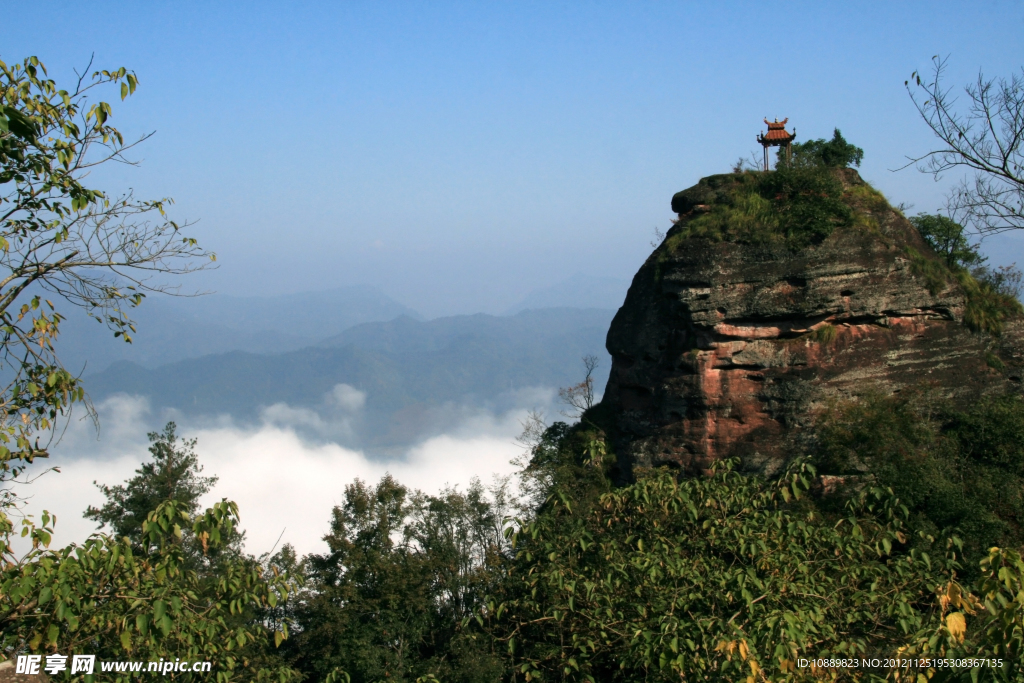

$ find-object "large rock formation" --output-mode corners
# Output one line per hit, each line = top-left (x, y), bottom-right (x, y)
(601, 169), (1024, 478)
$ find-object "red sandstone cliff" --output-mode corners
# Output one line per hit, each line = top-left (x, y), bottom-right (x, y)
(600, 170), (1024, 478)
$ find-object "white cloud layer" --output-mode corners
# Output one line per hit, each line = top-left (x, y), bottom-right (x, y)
(9, 388), (556, 558)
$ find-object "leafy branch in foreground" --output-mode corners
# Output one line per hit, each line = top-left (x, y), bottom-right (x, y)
(1, 499), (300, 682)
(0, 54), (214, 559)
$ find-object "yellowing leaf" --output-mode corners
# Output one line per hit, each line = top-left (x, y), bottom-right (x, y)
(945, 611), (966, 642)
(947, 582), (962, 608)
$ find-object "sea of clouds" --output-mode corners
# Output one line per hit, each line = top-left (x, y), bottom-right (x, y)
(10, 384), (564, 558)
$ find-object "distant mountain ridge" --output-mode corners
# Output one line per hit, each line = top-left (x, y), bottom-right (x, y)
(84, 307), (616, 451)
(59, 285), (421, 373)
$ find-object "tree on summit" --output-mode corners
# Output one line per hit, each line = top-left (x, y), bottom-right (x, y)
(785, 128), (864, 168)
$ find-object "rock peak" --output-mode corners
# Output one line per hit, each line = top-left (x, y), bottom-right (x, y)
(600, 169), (1024, 479)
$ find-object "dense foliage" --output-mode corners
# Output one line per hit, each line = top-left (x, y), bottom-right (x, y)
(815, 392), (1024, 580)
(2, 420), (299, 680)
(787, 129), (864, 169)
(491, 460), (955, 681)
(284, 476), (512, 683)
(1, 500), (298, 682)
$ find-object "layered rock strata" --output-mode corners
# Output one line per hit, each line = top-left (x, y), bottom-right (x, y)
(601, 170), (1023, 478)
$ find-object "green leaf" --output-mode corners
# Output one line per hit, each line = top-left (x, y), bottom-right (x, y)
(120, 628), (132, 652)
(159, 614), (172, 637)
(136, 613), (149, 636)
(2, 106), (36, 138)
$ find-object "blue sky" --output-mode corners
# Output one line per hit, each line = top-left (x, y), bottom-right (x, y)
(6, 1), (1024, 316)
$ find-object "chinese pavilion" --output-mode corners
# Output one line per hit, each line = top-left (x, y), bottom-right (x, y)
(757, 118), (796, 170)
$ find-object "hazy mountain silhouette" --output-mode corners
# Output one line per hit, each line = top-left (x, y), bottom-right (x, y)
(504, 274), (629, 314)
(83, 307), (615, 452)
(59, 286), (421, 373)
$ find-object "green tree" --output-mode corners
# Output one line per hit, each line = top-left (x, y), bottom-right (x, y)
(85, 422), (215, 544)
(84, 421), (247, 577)
(489, 422), (1024, 681)
(903, 211), (1022, 333)
(292, 475), (508, 683)
(488, 459), (959, 682)
(786, 128), (864, 168)
(0, 55), (213, 557)
(2, 499), (300, 682)
(909, 213), (985, 270)
(814, 392), (1024, 581)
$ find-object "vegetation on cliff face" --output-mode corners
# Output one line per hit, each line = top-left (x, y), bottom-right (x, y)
(814, 392), (1024, 580)
(905, 211), (1023, 335)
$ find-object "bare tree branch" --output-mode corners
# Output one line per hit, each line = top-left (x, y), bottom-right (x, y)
(904, 56), (1024, 234)
(558, 354), (600, 420)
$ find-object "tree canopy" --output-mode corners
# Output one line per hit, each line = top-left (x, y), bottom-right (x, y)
(84, 423), (216, 544)
(787, 128), (864, 168)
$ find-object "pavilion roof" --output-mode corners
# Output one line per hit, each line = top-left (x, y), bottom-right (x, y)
(758, 118), (796, 145)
